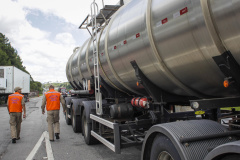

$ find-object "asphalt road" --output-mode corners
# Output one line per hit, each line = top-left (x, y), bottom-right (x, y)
(0, 97), (141, 160)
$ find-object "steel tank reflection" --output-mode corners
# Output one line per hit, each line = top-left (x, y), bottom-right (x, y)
(66, 0), (240, 98)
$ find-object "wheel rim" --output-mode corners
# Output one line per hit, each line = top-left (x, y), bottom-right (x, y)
(158, 151), (174, 160)
(83, 115), (88, 136)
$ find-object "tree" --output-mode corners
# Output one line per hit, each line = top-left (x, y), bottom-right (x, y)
(30, 81), (43, 93)
(0, 49), (11, 65)
(0, 32), (29, 74)
(0, 32), (42, 92)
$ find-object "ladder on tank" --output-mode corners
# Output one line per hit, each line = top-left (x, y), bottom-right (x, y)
(79, 0), (127, 154)
(91, 0), (102, 115)
(84, 0), (122, 115)
(79, 1), (123, 115)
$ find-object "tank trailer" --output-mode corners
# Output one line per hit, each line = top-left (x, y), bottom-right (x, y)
(64, 0), (240, 159)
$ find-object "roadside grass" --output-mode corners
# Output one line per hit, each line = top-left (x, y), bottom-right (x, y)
(221, 107), (240, 111)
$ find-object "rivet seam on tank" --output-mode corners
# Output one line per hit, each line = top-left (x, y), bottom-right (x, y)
(78, 40), (88, 81)
(200, 0), (227, 54)
(104, 5), (142, 95)
(146, 0), (205, 98)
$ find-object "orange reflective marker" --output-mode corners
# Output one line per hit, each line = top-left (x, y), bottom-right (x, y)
(223, 80), (229, 88)
(136, 81), (139, 86)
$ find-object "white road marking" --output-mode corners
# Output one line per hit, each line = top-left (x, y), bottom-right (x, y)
(26, 131), (54, 160)
(44, 131), (54, 160)
(26, 132), (45, 160)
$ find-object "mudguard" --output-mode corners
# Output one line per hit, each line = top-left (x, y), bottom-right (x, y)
(82, 100), (107, 123)
(141, 120), (237, 160)
(71, 98), (88, 115)
(204, 141), (240, 160)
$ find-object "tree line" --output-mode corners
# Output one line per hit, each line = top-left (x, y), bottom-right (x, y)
(43, 82), (73, 91)
(0, 32), (42, 93)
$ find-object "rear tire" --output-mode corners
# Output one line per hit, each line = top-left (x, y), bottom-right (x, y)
(65, 108), (71, 125)
(24, 95), (27, 102)
(150, 134), (180, 160)
(72, 106), (82, 133)
(81, 109), (98, 145)
(217, 154), (240, 160)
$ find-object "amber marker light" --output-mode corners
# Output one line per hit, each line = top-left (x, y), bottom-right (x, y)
(223, 80), (229, 88)
(136, 81), (139, 86)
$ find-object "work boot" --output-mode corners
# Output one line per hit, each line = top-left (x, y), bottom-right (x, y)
(12, 138), (16, 143)
(50, 139), (54, 142)
(55, 133), (60, 139)
(16, 137), (20, 140)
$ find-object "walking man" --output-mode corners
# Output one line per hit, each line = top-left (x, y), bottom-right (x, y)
(41, 85), (66, 141)
(7, 87), (26, 143)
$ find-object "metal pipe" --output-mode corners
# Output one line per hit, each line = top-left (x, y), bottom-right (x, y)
(70, 90), (93, 95)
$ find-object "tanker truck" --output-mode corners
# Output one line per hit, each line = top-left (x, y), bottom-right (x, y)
(64, 0), (240, 159)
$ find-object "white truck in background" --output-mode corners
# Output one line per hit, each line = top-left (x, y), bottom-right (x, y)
(0, 66), (30, 103)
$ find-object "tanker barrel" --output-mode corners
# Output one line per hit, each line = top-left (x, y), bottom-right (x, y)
(67, 0), (240, 99)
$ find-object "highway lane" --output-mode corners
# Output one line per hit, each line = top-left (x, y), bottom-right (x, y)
(0, 97), (141, 160)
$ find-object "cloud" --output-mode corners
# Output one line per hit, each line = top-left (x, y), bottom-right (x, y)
(0, 0), (120, 83)
(0, 0), (74, 82)
(18, 0), (120, 26)
(55, 33), (76, 44)
(0, 0), (26, 34)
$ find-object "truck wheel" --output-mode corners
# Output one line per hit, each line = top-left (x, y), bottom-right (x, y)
(72, 106), (82, 133)
(82, 109), (98, 145)
(150, 134), (180, 160)
(4, 96), (8, 103)
(218, 154), (240, 160)
(24, 96), (27, 102)
(65, 108), (71, 125)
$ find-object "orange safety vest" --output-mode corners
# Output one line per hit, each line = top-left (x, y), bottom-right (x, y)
(8, 92), (24, 113)
(45, 89), (61, 111)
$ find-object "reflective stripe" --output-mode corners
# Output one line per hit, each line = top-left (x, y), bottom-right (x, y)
(9, 94), (24, 97)
(45, 92), (59, 94)
(67, 105), (71, 108)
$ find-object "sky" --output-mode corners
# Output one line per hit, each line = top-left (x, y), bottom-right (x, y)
(0, 0), (119, 83)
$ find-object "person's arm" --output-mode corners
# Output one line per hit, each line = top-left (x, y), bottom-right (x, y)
(41, 95), (46, 114)
(60, 95), (66, 112)
(22, 105), (26, 118)
(21, 97), (26, 118)
(7, 98), (9, 114)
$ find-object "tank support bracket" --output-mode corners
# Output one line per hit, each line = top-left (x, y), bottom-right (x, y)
(130, 60), (193, 103)
(213, 51), (240, 92)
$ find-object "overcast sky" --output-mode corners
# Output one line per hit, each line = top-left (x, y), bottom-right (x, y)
(0, 0), (119, 83)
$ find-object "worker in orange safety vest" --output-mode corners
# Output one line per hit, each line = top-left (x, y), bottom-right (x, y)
(7, 87), (26, 143)
(41, 85), (66, 141)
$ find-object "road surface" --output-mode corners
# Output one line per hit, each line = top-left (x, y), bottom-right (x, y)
(0, 97), (141, 160)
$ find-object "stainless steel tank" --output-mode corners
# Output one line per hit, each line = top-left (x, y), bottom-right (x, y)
(66, 0), (240, 98)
